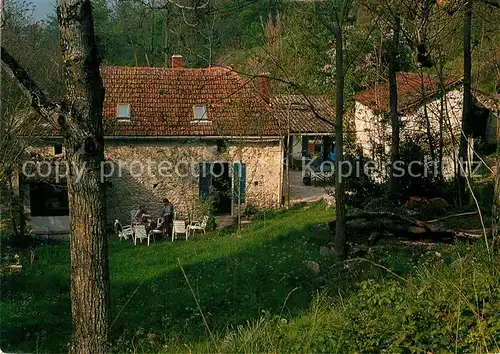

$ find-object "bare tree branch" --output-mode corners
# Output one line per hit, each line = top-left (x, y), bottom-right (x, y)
(1, 47), (61, 127)
(231, 68), (335, 127)
(315, 1), (340, 37)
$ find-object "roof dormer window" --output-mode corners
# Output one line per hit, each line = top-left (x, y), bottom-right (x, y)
(193, 105), (207, 120)
(117, 103), (131, 121)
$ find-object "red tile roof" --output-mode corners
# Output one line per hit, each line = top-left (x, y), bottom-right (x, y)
(101, 66), (280, 136)
(353, 73), (460, 113)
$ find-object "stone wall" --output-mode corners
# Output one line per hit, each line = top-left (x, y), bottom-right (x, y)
(104, 139), (283, 224)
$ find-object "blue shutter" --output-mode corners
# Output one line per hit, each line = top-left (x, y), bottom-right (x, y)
(301, 136), (309, 157)
(199, 163), (212, 199)
(233, 162), (246, 204)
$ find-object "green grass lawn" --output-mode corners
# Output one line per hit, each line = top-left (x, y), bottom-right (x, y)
(1, 202), (333, 353)
(3, 201), (499, 353)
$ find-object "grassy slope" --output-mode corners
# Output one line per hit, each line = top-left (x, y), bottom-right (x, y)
(210, 242), (500, 353)
(0, 202), (333, 353)
(2, 201), (499, 353)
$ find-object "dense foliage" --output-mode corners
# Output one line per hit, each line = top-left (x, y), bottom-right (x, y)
(4, 0), (499, 96)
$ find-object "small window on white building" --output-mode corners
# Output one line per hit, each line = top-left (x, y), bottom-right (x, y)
(193, 105), (207, 120)
(117, 103), (131, 121)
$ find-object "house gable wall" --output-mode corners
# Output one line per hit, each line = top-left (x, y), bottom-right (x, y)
(354, 89), (463, 178)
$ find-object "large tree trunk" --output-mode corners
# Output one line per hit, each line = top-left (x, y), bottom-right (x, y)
(388, 17), (401, 197)
(493, 101), (500, 252)
(493, 159), (500, 252)
(1, 0), (110, 349)
(334, 27), (347, 261)
(57, 0), (110, 352)
(458, 0), (473, 204)
(315, 2), (348, 261)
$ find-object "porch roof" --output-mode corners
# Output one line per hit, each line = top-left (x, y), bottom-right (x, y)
(272, 95), (335, 135)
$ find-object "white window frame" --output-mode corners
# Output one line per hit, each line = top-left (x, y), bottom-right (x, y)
(193, 104), (208, 121)
(116, 103), (131, 121)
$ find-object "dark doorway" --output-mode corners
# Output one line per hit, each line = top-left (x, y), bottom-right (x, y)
(323, 136), (334, 161)
(211, 162), (231, 215)
(30, 182), (69, 217)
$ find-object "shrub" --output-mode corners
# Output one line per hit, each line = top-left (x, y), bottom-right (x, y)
(342, 153), (384, 207)
(244, 203), (258, 217)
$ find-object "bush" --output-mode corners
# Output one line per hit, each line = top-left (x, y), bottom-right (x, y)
(206, 215), (217, 232)
(244, 203), (259, 217)
(199, 197), (217, 231)
(398, 135), (444, 200)
(342, 153), (384, 207)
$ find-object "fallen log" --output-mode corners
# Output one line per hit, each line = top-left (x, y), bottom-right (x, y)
(329, 212), (483, 245)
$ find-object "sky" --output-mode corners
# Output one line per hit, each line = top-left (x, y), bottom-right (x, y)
(32, 0), (55, 21)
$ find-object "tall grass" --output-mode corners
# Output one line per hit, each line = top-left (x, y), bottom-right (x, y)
(200, 242), (500, 353)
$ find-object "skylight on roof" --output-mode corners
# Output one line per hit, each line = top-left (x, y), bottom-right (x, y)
(117, 103), (131, 120)
(193, 105), (208, 120)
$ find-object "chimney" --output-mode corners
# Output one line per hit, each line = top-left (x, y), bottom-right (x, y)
(172, 55), (183, 69)
(259, 72), (271, 104)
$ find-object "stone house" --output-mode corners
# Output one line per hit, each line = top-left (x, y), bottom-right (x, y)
(353, 72), (499, 177)
(19, 56), (335, 235)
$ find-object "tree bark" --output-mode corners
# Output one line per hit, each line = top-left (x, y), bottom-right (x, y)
(163, 9), (170, 68)
(1, 0), (110, 346)
(315, 2), (348, 261)
(458, 0), (473, 204)
(493, 159), (500, 251)
(493, 100), (500, 252)
(57, 0), (110, 352)
(421, 69), (436, 162)
(334, 26), (347, 261)
(8, 171), (20, 238)
(388, 16), (401, 197)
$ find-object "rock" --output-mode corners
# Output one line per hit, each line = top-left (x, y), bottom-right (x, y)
(303, 260), (320, 274)
(320, 246), (335, 255)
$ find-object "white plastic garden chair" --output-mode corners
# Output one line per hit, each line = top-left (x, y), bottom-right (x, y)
(187, 215), (209, 236)
(133, 224), (150, 246)
(149, 218), (163, 242)
(172, 220), (188, 242)
(114, 219), (133, 241)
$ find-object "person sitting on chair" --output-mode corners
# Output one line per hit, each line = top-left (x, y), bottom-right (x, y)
(134, 204), (147, 224)
(161, 199), (174, 237)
